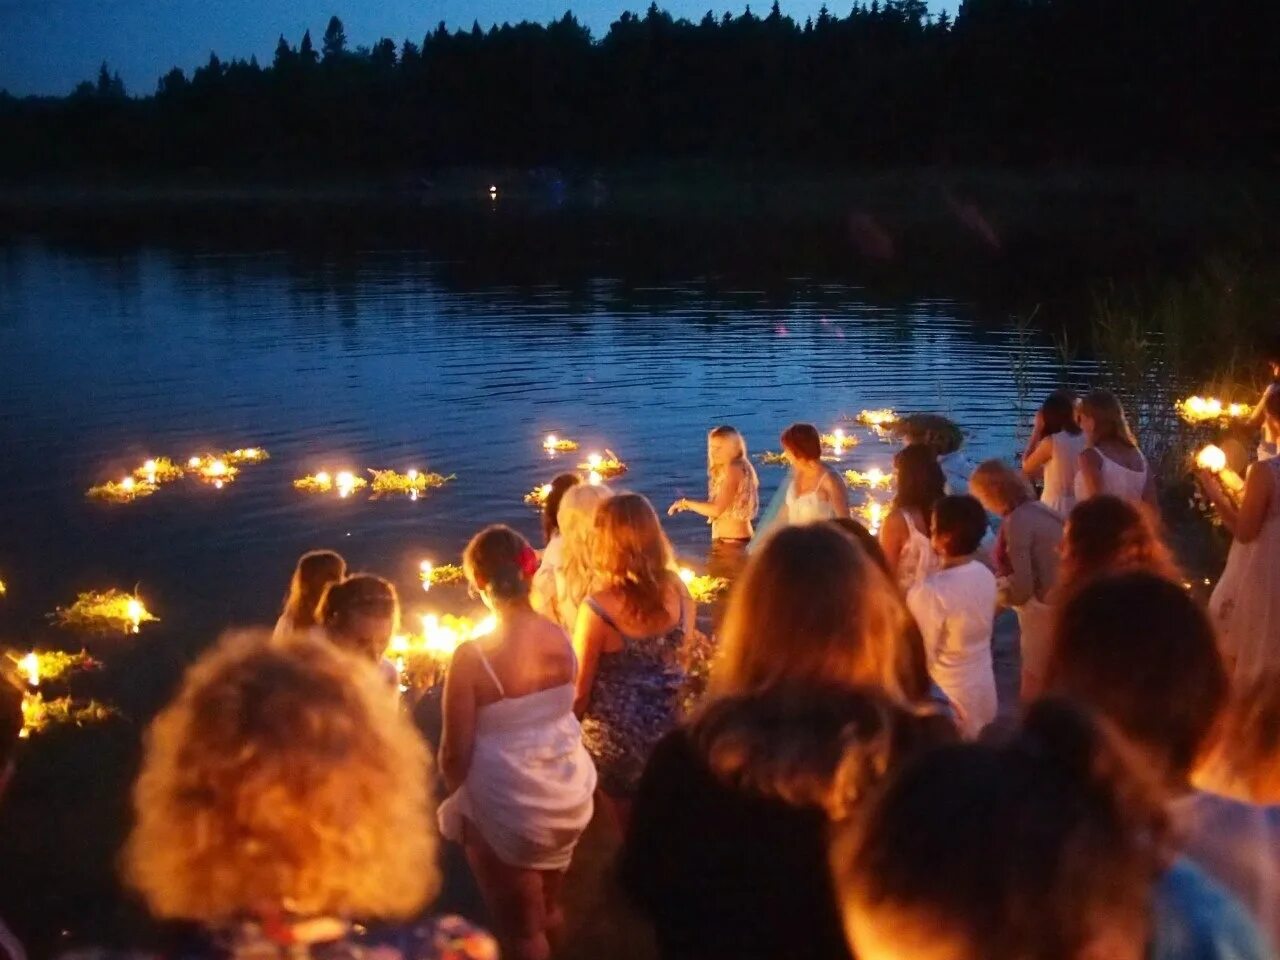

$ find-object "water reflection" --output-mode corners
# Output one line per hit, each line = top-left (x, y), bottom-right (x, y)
(0, 243), (1093, 649)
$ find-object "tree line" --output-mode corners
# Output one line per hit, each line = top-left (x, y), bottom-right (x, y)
(1, 0), (1277, 177)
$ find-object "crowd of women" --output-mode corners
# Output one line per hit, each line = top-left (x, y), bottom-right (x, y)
(4, 366), (1280, 960)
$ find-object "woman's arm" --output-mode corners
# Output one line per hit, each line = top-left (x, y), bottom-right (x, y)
(1249, 385), (1274, 427)
(824, 468), (851, 516)
(1021, 410), (1046, 470)
(1201, 462), (1274, 543)
(439, 644), (479, 794)
(1022, 436), (1054, 478)
(1076, 448), (1102, 500)
(879, 510), (909, 576)
(572, 601), (607, 717)
(668, 463), (742, 520)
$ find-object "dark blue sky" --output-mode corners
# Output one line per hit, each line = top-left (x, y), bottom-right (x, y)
(1, 0), (939, 96)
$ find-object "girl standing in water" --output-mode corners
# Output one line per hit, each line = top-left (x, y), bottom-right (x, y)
(777, 423), (849, 526)
(668, 425), (760, 579)
(1021, 390), (1087, 516)
(439, 526), (596, 960)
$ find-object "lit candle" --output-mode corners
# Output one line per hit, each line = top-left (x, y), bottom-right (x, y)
(1197, 445), (1227, 473)
(121, 477), (135, 492)
(587, 453), (603, 469)
(18, 652), (39, 687)
(544, 434), (558, 451)
(126, 598), (144, 633)
(588, 470), (602, 486)
(407, 469), (419, 480)
(678, 567), (695, 584)
(315, 471), (331, 486)
(420, 560), (434, 592)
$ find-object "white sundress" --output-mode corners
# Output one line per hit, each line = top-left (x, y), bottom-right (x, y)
(1210, 457), (1280, 687)
(896, 509), (939, 593)
(1074, 447), (1149, 505)
(1041, 431), (1087, 516)
(786, 478), (839, 525)
(438, 642), (597, 870)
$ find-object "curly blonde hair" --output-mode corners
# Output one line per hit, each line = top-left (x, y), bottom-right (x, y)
(123, 630), (437, 922)
(554, 482), (613, 628)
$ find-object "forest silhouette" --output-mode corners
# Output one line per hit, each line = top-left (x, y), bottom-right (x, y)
(0, 0), (1276, 176)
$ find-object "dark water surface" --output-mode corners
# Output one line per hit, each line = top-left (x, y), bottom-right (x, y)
(0, 241), (1089, 951)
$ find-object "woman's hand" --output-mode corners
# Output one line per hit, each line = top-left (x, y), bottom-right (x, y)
(1195, 468), (1221, 494)
(667, 499), (687, 517)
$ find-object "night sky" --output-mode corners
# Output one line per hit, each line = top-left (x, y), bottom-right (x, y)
(0, 0), (901, 96)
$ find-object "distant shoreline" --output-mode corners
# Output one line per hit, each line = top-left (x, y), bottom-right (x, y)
(2, 166), (1276, 303)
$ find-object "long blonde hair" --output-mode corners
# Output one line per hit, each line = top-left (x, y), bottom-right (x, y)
(123, 630), (436, 922)
(280, 550), (346, 630)
(555, 482), (613, 627)
(591, 493), (680, 623)
(708, 425), (759, 513)
(1080, 389), (1137, 448)
(713, 523), (929, 703)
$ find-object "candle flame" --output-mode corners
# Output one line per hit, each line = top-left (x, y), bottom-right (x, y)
(1197, 445), (1228, 473)
(678, 567), (695, 584)
(18, 652), (39, 687)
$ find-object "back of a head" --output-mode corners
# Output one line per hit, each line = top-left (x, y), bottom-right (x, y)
(780, 422), (823, 462)
(1061, 495), (1176, 589)
(969, 459), (1032, 515)
(715, 523), (925, 703)
(592, 492), (675, 619)
(1208, 670), (1280, 802)
(319, 574), (399, 661)
(831, 699), (1166, 960)
(1041, 390), (1081, 436)
(1081, 389), (1136, 447)
(558, 482), (613, 542)
(542, 472), (582, 545)
(465, 524), (535, 602)
(693, 681), (956, 820)
(894, 443), (947, 517)
(284, 549), (346, 628)
(826, 517), (892, 575)
(932, 495), (989, 558)
(1047, 571), (1226, 782)
(124, 630), (436, 923)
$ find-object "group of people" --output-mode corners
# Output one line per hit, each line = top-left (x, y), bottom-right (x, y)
(3, 370), (1280, 960)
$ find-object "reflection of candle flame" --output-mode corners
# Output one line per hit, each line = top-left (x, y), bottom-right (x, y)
(18, 652), (39, 687)
(126, 598), (144, 633)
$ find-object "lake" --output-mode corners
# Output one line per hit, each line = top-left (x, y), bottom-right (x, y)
(0, 239), (1087, 952)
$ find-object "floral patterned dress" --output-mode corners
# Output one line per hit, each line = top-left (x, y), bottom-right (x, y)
(581, 595), (688, 797)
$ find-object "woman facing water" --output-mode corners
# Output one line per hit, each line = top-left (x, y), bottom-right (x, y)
(573, 494), (694, 830)
(121, 631), (497, 960)
(1075, 389), (1157, 508)
(439, 526), (595, 960)
(273, 549), (345, 642)
(880, 443), (946, 591)
(532, 482), (612, 630)
(667, 425), (760, 579)
(1021, 389), (1087, 516)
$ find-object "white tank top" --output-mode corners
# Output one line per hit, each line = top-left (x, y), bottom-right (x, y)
(1074, 447), (1148, 505)
(786, 477), (838, 524)
(1041, 431), (1086, 516)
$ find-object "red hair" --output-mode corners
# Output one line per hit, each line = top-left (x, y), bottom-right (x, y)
(780, 423), (823, 462)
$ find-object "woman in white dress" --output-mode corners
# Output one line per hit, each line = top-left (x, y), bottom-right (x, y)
(271, 549), (345, 642)
(776, 422), (849, 526)
(439, 525), (596, 960)
(1022, 390), (1087, 516)
(529, 473), (582, 619)
(880, 444), (946, 592)
(531, 482), (612, 630)
(1199, 388), (1280, 687)
(1074, 389), (1158, 509)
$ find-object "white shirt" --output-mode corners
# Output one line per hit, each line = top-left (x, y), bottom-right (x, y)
(907, 560), (998, 738)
